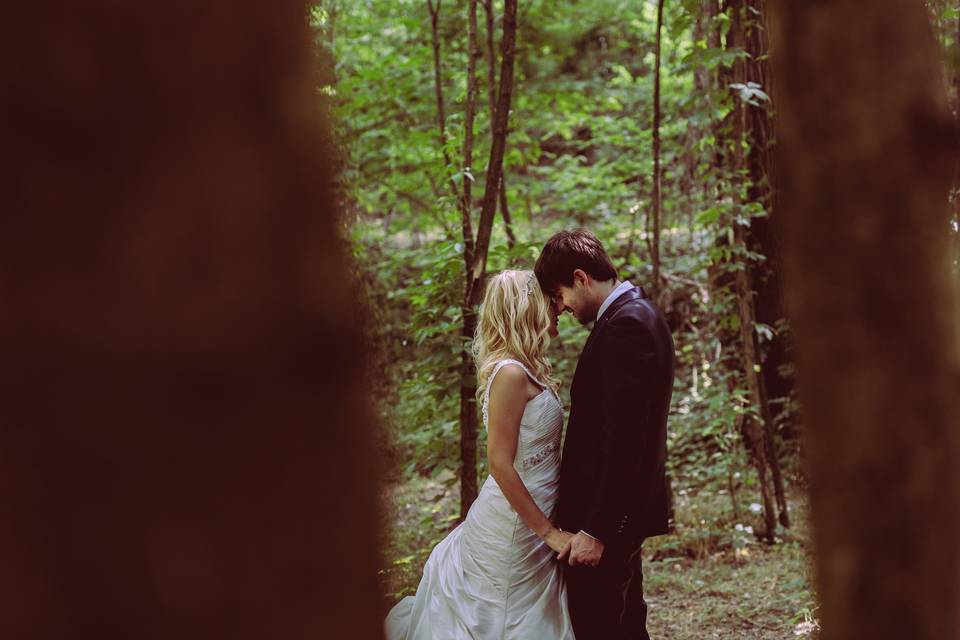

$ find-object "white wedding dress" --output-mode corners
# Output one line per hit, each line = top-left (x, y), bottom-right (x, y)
(385, 359), (576, 639)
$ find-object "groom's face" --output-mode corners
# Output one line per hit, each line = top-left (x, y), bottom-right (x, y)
(553, 272), (595, 326)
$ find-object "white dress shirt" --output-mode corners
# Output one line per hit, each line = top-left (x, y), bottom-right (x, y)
(597, 279), (634, 321)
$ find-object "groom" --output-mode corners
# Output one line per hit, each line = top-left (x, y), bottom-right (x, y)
(535, 229), (675, 640)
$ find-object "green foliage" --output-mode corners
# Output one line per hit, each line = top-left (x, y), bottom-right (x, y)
(324, 0), (804, 495)
(332, 4), (960, 633)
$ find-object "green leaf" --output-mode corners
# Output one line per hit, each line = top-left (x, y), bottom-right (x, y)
(696, 207), (721, 226)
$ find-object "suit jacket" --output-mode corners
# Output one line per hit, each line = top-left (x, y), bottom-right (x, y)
(557, 285), (675, 553)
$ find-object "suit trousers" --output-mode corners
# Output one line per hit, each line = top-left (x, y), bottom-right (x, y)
(565, 543), (649, 640)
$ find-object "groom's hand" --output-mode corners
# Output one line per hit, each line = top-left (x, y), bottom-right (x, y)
(557, 531), (604, 567)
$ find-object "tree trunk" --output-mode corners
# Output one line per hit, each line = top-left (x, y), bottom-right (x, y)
(734, 228), (778, 543)
(743, 0), (790, 527)
(773, 0), (960, 637)
(727, 0), (779, 541)
(727, 466), (741, 522)
(707, 0), (724, 180)
(461, 0), (479, 258)
(0, 2), (381, 637)
(483, 0), (517, 251)
(650, 0), (665, 299)
(499, 177), (517, 250)
(484, 0), (496, 118)
(459, 0), (520, 515)
(458, 0), (481, 518)
(466, 0), (519, 306)
(459, 305), (480, 518)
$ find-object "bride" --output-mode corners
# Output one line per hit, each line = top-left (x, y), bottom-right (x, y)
(385, 269), (576, 639)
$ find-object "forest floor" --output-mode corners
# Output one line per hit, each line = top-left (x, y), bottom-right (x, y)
(379, 472), (819, 639)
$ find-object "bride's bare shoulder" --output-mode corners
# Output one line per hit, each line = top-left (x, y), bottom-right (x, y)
(491, 363), (540, 401)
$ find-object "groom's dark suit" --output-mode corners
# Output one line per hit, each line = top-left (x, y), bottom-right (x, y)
(557, 284), (675, 640)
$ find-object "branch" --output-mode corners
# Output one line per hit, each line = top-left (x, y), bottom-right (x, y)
(461, 0), (479, 268)
(467, 0), (518, 305)
(482, 0), (516, 250)
(426, 0), (464, 215)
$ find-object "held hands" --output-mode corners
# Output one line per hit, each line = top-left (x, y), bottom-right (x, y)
(557, 531), (604, 567)
(543, 527), (574, 553)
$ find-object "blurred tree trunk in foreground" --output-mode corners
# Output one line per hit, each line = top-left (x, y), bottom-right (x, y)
(0, 2), (381, 639)
(773, 1), (960, 638)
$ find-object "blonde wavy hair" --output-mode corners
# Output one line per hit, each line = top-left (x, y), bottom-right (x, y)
(473, 269), (559, 399)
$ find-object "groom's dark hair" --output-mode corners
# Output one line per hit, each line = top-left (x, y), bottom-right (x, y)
(535, 229), (617, 296)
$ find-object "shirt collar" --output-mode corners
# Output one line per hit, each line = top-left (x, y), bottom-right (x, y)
(596, 280), (633, 321)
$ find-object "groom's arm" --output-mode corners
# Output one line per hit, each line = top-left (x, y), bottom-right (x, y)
(581, 312), (660, 546)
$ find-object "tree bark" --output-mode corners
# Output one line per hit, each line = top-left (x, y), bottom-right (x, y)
(743, 0), (790, 528)
(482, 0), (517, 251)
(467, 0), (519, 306)
(0, 2), (381, 637)
(458, 0), (520, 516)
(462, 0), (479, 270)
(726, 0), (780, 542)
(458, 304), (480, 518)
(483, 0), (497, 118)
(734, 229), (778, 543)
(499, 177), (517, 250)
(458, 0), (481, 519)
(650, 0), (665, 299)
(773, 0), (960, 637)
(711, 0), (733, 180)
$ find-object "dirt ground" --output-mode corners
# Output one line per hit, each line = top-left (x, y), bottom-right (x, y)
(379, 473), (819, 639)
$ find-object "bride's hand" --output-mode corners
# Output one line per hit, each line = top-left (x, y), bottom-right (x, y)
(543, 527), (574, 553)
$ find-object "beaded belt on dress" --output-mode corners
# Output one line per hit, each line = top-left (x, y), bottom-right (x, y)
(520, 440), (560, 469)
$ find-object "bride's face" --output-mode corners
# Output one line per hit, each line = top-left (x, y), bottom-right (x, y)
(547, 297), (560, 338)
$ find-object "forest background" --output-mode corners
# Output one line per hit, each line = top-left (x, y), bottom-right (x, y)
(312, 1), (960, 637)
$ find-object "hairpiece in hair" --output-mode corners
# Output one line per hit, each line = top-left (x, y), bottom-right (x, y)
(524, 273), (536, 296)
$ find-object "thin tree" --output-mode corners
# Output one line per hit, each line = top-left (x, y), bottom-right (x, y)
(743, 0), (790, 528)
(428, 0), (521, 515)
(461, 0), (479, 241)
(774, 0), (960, 636)
(464, 0), (520, 514)
(457, 0), (482, 518)
(482, 0), (518, 249)
(726, 0), (780, 542)
(650, 0), (665, 298)
(466, 0), (519, 306)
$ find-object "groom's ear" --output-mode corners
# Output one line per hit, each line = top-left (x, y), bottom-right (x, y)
(572, 268), (590, 288)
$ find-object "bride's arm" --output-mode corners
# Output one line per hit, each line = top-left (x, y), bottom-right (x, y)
(486, 365), (570, 552)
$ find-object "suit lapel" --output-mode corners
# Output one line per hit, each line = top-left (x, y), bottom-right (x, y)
(581, 319), (603, 358)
